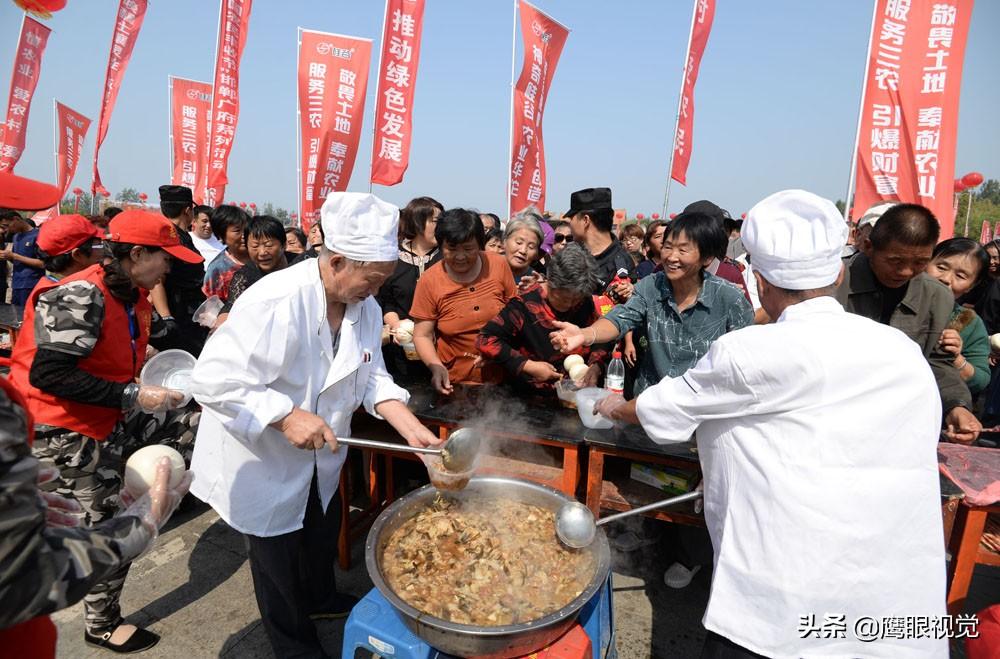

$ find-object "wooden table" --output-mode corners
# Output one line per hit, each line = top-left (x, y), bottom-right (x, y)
(583, 425), (704, 527)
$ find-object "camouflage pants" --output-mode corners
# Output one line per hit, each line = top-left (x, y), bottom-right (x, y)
(33, 426), (131, 636)
(32, 405), (200, 635)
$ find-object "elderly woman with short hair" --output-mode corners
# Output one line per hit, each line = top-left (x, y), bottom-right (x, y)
(503, 208), (545, 285)
(477, 243), (611, 394)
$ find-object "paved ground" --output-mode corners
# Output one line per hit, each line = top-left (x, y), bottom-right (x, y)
(50, 496), (999, 659)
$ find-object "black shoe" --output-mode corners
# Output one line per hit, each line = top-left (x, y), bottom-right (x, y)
(84, 627), (160, 654)
(309, 593), (360, 620)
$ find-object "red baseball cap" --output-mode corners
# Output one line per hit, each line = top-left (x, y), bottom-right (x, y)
(107, 209), (203, 263)
(37, 214), (104, 255)
(0, 171), (61, 211)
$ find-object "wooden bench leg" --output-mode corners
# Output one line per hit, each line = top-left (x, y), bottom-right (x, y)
(337, 466), (351, 571)
(586, 451), (605, 516)
(946, 504), (988, 615)
(561, 445), (580, 496)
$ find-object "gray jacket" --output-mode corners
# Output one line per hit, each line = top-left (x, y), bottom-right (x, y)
(835, 252), (971, 412)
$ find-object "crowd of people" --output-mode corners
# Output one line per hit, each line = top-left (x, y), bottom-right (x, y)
(0, 169), (995, 658)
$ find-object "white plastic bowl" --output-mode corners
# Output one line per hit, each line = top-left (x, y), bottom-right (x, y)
(140, 349), (197, 406)
(575, 387), (615, 429)
(192, 295), (224, 327)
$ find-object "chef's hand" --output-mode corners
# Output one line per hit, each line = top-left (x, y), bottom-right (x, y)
(135, 385), (186, 413)
(942, 406), (981, 445)
(403, 424), (442, 449)
(594, 393), (627, 421)
(550, 321), (585, 354)
(521, 360), (561, 383)
(37, 466), (82, 528)
(276, 407), (339, 451)
(938, 329), (963, 357)
(578, 363), (601, 387)
(429, 364), (454, 395)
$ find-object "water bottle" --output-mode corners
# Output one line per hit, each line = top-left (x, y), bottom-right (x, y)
(605, 350), (625, 395)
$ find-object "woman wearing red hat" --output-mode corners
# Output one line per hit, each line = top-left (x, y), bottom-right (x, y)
(8, 208), (203, 653)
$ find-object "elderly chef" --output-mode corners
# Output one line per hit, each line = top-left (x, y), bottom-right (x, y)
(189, 192), (441, 659)
(594, 190), (947, 658)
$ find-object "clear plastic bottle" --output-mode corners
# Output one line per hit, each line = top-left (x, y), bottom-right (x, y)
(605, 350), (625, 395)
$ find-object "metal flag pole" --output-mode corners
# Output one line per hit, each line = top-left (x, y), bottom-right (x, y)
(661, 0), (698, 219)
(964, 190), (974, 237)
(506, 0), (518, 222)
(52, 98), (59, 209)
(167, 75), (174, 184)
(296, 27), (303, 228)
(369, 0), (390, 194)
(842, 0), (879, 221)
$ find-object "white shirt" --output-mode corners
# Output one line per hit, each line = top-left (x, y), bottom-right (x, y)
(636, 297), (947, 658)
(189, 231), (224, 264)
(188, 258), (408, 537)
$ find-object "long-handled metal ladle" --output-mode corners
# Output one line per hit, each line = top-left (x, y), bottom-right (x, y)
(337, 427), (480, 473)
(556, 490), (704, 549)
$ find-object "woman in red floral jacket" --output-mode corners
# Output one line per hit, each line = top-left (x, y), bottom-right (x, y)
(477, 243), (612, 395)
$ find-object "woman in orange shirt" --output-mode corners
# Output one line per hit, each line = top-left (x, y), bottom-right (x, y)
(410, 208), (516, 394)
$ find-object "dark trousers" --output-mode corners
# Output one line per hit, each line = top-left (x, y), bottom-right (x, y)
(700, 631), (768, 659)
(244, 474), (342, 659)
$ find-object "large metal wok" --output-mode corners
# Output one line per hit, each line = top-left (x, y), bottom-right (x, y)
(365, 476), (612, 658)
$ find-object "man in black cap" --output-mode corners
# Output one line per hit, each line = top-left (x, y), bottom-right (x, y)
(565, 187), (634, 300)
(682, 199), (751, 301)
(152, 185), (208, 355)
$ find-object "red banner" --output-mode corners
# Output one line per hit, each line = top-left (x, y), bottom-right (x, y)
(850, 0), (973, 237)
(370, 0), (426, 187)
(979, 219), (991, 245)
(0, 16), (50, 172)
(205, 0), (253, 203)
(670, 0), (715, 186)
(508, 1), (568, 216)
(91, 0), (148, 193)
(55, 101), (92, 197)
(298, 30), (372, 230)
(169, 77), (212, 203)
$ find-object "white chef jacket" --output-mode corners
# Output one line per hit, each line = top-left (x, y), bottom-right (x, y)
(636, 296), (947, 658)
(188, 258), (409, 537)
(189, 231), (224, 264)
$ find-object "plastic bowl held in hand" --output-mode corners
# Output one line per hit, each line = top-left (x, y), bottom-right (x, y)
(192, 295), (224, 328)
(401, 341), (419, 361)
(575, 387), (615, 429)
(139, 349), (197, 407)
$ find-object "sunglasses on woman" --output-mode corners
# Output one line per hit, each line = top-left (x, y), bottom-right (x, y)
(553, 234), (573, 244)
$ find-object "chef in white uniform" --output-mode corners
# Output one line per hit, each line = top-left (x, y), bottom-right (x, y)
(594, 190), (947, 658)
(189, 192), (440, 658)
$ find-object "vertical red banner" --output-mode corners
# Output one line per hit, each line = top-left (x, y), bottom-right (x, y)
(850, 0), (973, 237)
(0, 16), (51, 172)
(508, 0), (569, 216)
(205, 0), (253, 204)
(91, 0), (148, 193)
(298, 30), (372, 231)
(169, 77), (212, 203)
(670, 0), (715, 186)
(370, 0), (426, 186)
(54, 101), (92, 196)
(979, 219), (991, 245)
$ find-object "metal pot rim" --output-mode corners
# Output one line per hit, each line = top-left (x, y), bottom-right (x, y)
(365, 476), (612, 637)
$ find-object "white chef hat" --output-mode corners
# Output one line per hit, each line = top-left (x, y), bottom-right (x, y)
(742, 189), (848, 290)
(321, 192), (399, 262)
(857, 201), (897, 228)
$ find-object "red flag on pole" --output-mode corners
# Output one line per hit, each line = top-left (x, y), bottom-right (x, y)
(508, 0), (569, 217)
(169, 77), (212, 203)
(91, 0), (148, 194)
(370, 0), (426, 186)
(297, 29), (372, 231)
(670, 0), (715, 186)
(849, 0), (973, 237)
(994, 221), (1000, 242)
(54, 101), (92, 197)
(205, 0), (253, 204)
(980, 219), (991, 245)
(0, 16), (51, 172)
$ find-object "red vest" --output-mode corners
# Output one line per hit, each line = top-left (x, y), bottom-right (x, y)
(8, 264), (151, 440)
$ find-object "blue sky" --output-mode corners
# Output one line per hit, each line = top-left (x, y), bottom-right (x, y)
(2, 0), (998, 217)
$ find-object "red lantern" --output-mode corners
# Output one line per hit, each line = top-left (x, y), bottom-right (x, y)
(249, 203), (257, 210)
(669, 213), (677, 220)
(12, 0), (67, 19)
(636, 213), (645, 220)
(138, 192), (148, 201)
(239, 202), (247, 208)
(71, 186), (83, 195)
(290, 212), (298, 218)
(955, 179), (968, 193)
(741, 212), (747, 219)
(962, 172), (984, 188)
(651, 213), (660, 220)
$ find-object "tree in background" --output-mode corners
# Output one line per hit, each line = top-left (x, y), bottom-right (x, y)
(59, 192), (93, 215)
(260, 202), (290, 224)
(116, 187), (140, 204)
